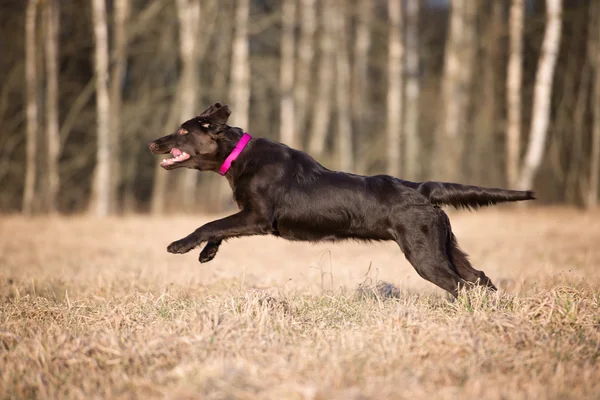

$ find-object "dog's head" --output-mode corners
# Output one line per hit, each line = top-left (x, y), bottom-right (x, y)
(148, 102), (232, 170)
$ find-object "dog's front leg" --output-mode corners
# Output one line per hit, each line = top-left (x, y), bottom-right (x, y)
(167, 211), (270, 254)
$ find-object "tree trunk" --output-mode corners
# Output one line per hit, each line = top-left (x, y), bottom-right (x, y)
(566, 63), (590, 204)
(229, 0), (250, 129)
(295, 0), (316, 143)
(403, 0), (420, 180)
(518, 0), (563, 191)
(472, 1), (502, 184)
(43, 0), (60, 214)
(176, 0), (201, 211)
(150, 21), (179, 216)
(308, 1), (334, 158)
(151, 106), (181, 215)
(202, 1), (233, 212)
(23, 0), (38, 215)
(352, 0), (371, 171)
(333, 5), (353, 172)
(279, 0), (296, 147)
(588, 4), (600, 208)
(386, 0), (403, 177)
(435, 0), (477, 181)
(90, 0), (112, 217)
(110, 0), (129, 212)
(506, 0), (524, 188)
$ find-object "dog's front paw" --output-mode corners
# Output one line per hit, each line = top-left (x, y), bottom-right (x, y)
(167, 237), (198, 254)
(199, 242), (220, 263)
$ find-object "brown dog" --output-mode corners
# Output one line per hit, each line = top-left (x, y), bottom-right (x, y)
(149, 103), (535, 297)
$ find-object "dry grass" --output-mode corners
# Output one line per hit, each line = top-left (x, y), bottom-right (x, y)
(1, 207), (599, 399)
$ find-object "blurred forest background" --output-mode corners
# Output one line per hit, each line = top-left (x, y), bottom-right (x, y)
(0, 0), (598, 215)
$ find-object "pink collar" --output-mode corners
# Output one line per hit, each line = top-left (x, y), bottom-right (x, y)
(219, 132), (252, 176)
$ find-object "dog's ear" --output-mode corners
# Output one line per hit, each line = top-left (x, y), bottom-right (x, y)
(199, 102), (221, 117)
(207, 104), (231, 126)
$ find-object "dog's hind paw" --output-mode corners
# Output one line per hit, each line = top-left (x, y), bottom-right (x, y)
(167, 237), (197, 254)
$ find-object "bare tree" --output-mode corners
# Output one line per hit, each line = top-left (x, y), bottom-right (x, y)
(308, 1), (334, 158)
(404, 0), (420, 180)
(90, 0), (112, 216)
(110, 0), (129, 212)
(435, 0), (477, 181)
(229, 0), (250, 129)
(352, 0), (372, 160)
(150, 14), (179, 216)
(565, 64), (591, 204)
(589, 4), (600, 208)
(333, 5), (353, 171)
(440, 0), (465, 151)
(472, 1), (503, 184)
(518, 0), (563, 190)
(279, 0), (296, 146)
(43, 0), (60, 213)
(507, 0), (524, 188)
(176, 0), (201, 211)
(386, 0), (403, 176)
(23, 0), (39, 215)
(3, 0), (596, 212)
(295, 0), (316, 141)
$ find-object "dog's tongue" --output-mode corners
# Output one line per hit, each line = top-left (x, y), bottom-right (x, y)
(171, 148), (182, 157)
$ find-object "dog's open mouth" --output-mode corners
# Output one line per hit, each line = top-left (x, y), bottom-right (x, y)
(160, 148), (190, 168)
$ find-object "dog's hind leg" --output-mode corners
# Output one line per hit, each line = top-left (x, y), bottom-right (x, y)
(394, 207), (466, 297)
(447, 234), (497, 290)
(435, 208), (497, 290)
(199, 240), (222, 263)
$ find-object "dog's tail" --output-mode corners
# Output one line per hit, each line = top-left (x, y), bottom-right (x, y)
(398, 180), (536, 210)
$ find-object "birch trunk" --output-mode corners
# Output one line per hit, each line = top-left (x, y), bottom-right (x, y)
(23, 0), (38, 215)
(435, 0), (477, 181)
(403, 0), (419, 180)
(436, 0), (464, 180)
(279, 0), (296, 146)
(386, 0), (403, 177)
(150, 22), (178, 215)
(518, 0), (563, 190)
(176, 0), (201, 211)
(90, 0), (111, 217)
(333, 6), (353, 172)
(473, 1), (502, 184)
(588, 5), (600, 208)
(308, 1), (334, 157)
(352, 0), (371, 161)
(110, 0), (129, 212)
(295, 0), (316, 139)
(441, 0), (464, 141)
(229, 0), (250, 129)
(43, 0), (60, 213)
(506, 0), (524, 188)
(566, 65), (590, 204)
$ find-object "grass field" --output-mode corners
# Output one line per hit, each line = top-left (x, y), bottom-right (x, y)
(1, 207), (599, 399)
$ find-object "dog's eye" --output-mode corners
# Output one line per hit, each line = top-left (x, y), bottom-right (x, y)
(201, 123), (211, 129)
(178, 128), (188, 135)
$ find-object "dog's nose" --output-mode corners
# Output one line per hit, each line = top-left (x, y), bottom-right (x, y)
(148, 141), (159, 151)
